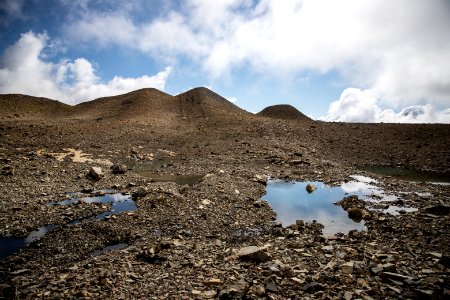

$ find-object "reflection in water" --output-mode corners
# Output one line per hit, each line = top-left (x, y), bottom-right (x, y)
(360, 166), (450, 184)
(0, 224), (55, 260)
(371, 205), (418, 216)
(1, 193), (136, 260)
(263, 176), (398, 236)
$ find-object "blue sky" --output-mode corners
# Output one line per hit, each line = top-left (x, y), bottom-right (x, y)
(1, 0), (449, 122)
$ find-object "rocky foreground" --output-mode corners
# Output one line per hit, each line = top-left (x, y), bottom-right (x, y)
(0, 90), (449, 299)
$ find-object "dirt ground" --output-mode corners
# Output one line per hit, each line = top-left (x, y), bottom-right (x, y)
(0, 88), (449, 299)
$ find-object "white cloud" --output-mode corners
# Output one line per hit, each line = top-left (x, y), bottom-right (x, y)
(0, 32), (172, 104)
(321, 88), (450, 123)
(226, 96), (238, 103)
(64, 0), (450, 122)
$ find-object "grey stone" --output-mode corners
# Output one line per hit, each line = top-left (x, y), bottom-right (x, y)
(112, 164), (127, 174)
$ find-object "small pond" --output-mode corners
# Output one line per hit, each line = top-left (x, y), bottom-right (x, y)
(1, 192), (136, 260)
(130, 160), (203, 186)
(263, 176), (397, 236)
(360, 166), (450, 185)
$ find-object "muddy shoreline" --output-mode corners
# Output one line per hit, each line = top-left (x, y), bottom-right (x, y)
(0, 117), (449, 299)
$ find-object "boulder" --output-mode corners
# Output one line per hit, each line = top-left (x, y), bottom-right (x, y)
(89, 166), (103, 181)
(111, 164), (127, 174)
(237, 246), (272, 263)
(306, 183), (317, 193)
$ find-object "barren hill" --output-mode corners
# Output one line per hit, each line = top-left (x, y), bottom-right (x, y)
(0, 94), (72, 120)
(72, 88), (178, 122)
(257, 104), (311, 121)
(176, 87), (251, 119)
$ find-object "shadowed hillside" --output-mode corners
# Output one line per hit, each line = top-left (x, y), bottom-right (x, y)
(0, 94), (72, 120)
(72, 88), (178, 122)
(257, 104), (311, 121)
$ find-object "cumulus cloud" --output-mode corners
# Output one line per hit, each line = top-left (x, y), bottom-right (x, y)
(64, 0), (450, 122)
(321, 88), (450, 123)
(0, 32), (171, 104)
(226, 96), (238, 103)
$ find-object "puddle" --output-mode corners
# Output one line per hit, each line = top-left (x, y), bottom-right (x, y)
(341, 175), (398, 202)
(371, 206), (418, 216)
(1, 193), (136, 260)
(360, 166), (450, 185)
(130, 160), (203, 186)
(89, 243), (128, 257)
(263, 176), (399, 236)
(49, 193), (137, 219)
(0, 225), (55, 260)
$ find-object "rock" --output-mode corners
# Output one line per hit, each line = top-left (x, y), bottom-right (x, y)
(296, 219), (304, 227)
(2, 166), (14, 176)
(204, 278), (222, 286)
(381, 263), (396, 273)
(219, 283), (248, 299)
(265, 281), (278, 293)
(291, 277), (304, 285)
(347, 208), (364, 220)
(438, 255), (450, 267)
(424, 205), (450, 216)
(336, 195), (364, 210)
(306, 183), (317, 193)
(341, 262), (354, 274)
(301, 282), (323, 293)
(237, 246), (272, 263)
(111, 164), (127, 174)
(89, 166), (103, 180)
(413, 289), (441, 300)
(343, 291), (354, 300)
(201, 199), (212, 206)
(254, 174), (267, 185)
(253, 285), (265, 296)
(380, 272), (416, 282)
(201, 290), (217, 299)
(253, 200), (265, 208)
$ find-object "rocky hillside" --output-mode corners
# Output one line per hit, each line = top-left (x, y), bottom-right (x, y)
(257, 104), (311, 121)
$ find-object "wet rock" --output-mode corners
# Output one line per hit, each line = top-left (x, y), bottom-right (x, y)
(347, 208), (364, 221)
(89, 166), (103, 180)
(236, 245), (272, 263)
(306, 183), (317, 193)
(111, 164), (127, 174)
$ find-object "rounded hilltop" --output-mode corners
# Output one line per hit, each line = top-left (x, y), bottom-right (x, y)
(257, 104), (311, 121)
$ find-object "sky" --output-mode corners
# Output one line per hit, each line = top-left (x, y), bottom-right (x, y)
(1, 0), (450, 123)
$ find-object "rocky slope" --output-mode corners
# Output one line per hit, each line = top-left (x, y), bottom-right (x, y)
(0, 88), (448, 299)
